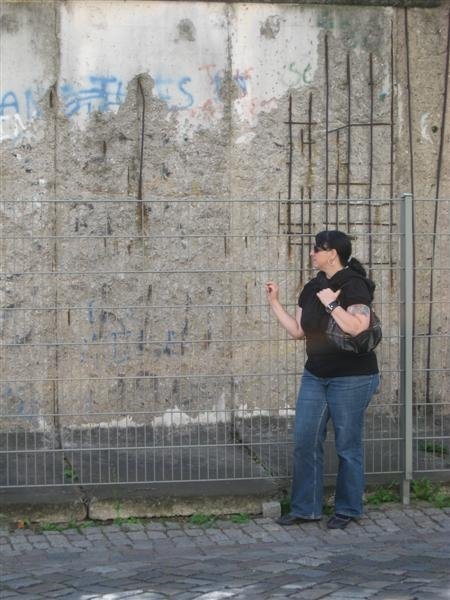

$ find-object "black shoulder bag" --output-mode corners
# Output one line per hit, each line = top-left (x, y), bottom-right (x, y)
(326, 308), (382, 354)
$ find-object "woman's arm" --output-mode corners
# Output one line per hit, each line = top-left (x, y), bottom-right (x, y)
(330, 304), (370, 336)
(266, 281), (305, 340)
(316, 288), (370, 337)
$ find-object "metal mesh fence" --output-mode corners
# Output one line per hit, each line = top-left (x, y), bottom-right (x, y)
(411, 199), (450, 474)
(0, 196), (449, 487)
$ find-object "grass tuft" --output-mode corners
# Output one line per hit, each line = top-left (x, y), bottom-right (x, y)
(366, 483), (400, 506)
(189, 513), (217, 527)
(230, 513), (250, 524)
(418, 441), (449, 456)
(113, 516), (143, 526)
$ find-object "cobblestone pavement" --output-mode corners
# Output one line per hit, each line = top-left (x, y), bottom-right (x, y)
(1, 506), (450, 599)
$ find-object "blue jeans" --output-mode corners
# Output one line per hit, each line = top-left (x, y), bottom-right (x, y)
(291, 369), (380, 519)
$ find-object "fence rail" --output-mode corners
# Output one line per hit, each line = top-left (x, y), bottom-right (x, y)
(1, 195), (449, 497)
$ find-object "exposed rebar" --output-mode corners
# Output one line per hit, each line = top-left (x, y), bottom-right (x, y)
(425, 7), (450, 404)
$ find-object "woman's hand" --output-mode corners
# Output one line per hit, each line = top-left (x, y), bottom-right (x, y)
(316, 288), (341, 307)
(265, 281), (305, 340)
(265, 281), (279, 304)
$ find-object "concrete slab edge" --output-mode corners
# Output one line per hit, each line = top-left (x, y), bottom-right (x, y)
(0, 493), (278, 523)
(88, 494), (275, 520)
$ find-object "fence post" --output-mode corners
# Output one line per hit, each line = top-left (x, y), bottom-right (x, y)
(400, 193), (414, 505)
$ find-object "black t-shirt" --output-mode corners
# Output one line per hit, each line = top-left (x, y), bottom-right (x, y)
(298, 268), (379, 377)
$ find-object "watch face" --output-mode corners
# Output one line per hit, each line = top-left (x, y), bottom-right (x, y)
(326, 301), (338, 313)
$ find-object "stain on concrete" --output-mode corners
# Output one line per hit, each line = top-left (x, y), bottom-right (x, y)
(1, 13), (19, 34)
(178, 18), (196, 42)
(260, 15), (281, 39)
(216, 69), (242, 104)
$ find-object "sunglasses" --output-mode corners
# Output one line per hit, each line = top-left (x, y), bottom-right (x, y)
(313, 245), (329, 253)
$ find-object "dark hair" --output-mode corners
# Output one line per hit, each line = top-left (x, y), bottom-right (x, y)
(315, 230), (367, 277)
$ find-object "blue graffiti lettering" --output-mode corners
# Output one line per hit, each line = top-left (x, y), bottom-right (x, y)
(288, 62), (302, 83)
(87, 301), (95, 324)
(163, 330), (176, 355)
(111, 331), (118, 359)
(155, 75), (194, 111)
(234, 71), (249, 96)
(0, 91), (19, 116)
(109, 329), (132, 364)
(212, 73), (222, 100)
(281, 62), (313, 88)
(178, 76), (194, 110)
(303, 64), (312, 85)
(199, 64), (223, 101)
(61, 75), (125, 117)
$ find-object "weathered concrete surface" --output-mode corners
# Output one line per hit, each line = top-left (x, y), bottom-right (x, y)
(87, 485), (279, 521)
(0, 480), (280, 522)
(1, 1), (449, 491)
(0, 487), (86, 524)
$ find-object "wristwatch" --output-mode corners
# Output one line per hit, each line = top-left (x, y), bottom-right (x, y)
(325, 300), (340, 314)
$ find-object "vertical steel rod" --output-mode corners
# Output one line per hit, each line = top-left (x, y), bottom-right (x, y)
(137, 77), (146, 203)
(390, 21), (395, 288)
(287, 94), (293, 201)
(287, 95), (293, 258)
(51, 81), (62, 455)
(300, 186), (304, 276)
(368, 53), (374, 276)
(336, 130), (340, 202)
(325, 33), (330, 224)
(400, 192), (414, 505)
(346, 52), (352, 233)
(425, 7), (450, 403)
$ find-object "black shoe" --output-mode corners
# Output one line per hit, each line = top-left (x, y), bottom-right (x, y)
(326, 514), (353, 530)
(276, 513), (321, 526)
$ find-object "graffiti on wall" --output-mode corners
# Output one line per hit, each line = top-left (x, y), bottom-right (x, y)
(0, 76), (125, 141)
(60, 75), (125, 117)
(0, 89), (41, 141)
(1, 61), (312, 141)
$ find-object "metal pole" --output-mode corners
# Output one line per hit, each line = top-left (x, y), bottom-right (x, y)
(400, 193), (414, 504)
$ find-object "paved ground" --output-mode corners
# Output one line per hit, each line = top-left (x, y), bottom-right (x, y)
(1, 505), (450, 600)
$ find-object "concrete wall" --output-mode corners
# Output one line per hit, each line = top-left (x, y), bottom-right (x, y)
(1, 1), (449, 438)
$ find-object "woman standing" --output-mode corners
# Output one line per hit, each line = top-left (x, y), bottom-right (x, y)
(266, 230), (380, 530)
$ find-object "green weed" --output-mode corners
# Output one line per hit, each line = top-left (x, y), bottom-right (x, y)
(79, 520), (97, 529)
(39, 519), (100, 533)
(366, 483), (400, 506)
(418, 441), (449, 456)
(63, 467), (79, 482)
(431, 491), (450, 509)
(41, 522), (65, 532)
(230, 513), (250, 524)
(66, 519), (81, 531)
(411, 478), (436, 501)
(280, 495), (291, 516)
(113, 516), (143, 526)
(68, 519), (80, 528)
(411, 478), (450, 507)
(189, 513), (217, 527)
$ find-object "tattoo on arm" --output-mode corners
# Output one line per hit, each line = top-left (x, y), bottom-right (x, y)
(347, 304), (370, 317)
